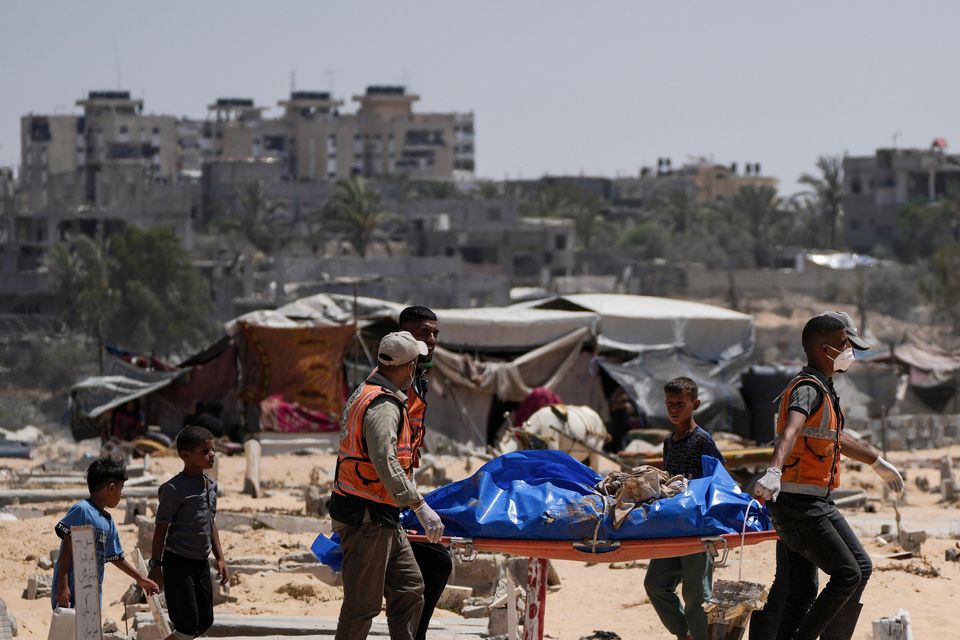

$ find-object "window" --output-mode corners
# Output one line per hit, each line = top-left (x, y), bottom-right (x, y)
(555, 235), (568, 251)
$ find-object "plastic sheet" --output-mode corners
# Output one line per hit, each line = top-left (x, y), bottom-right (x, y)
(312, 450), (771, 568)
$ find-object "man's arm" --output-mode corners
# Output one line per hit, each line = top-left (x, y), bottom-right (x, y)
(769, 410), (806, 469)
(842, 431), (904, 492)
(364, 400), (422, 507)
(840, 431), (879, 464)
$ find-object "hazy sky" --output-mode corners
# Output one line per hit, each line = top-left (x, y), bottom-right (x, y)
(3, 2), (959, 194)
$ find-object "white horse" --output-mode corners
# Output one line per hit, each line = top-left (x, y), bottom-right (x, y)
(498, 404), (610, 469)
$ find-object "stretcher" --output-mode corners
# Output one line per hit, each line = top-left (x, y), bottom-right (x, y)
(407, 529), (778, 640)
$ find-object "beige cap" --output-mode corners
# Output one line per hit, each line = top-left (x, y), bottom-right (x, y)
(378, 331), (428, 366)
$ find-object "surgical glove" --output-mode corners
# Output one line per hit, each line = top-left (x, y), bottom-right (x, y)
(871, 457), (904, 493)
(754, 467), (782, 502)
(413, 500), (444, 543)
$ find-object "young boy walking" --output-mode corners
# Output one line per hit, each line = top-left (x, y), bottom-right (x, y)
(148, 426), (229, 639)
(53, 456), (159, 609)
(644, 377), (725, 640)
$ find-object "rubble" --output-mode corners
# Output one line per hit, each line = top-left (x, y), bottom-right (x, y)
(872, 609), (912, 640)
(21, 575), (51, 600)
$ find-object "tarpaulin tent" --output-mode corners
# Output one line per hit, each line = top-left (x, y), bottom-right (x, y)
(522, 294), (754, 362)
(600, 348), (750, 436)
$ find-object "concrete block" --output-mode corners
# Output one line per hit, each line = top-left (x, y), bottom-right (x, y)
(450, 553), (500, 596)
(437, 585), (473, 613)
(279, 562), (341, 586)
(461, 604), (489, 619)
(124, 603), (151, 620)
(304, 486), (329, 517)
(488, 605), (508, 637)
(135, 624), (162, 640)
(254, 513), (323, 534)
(135, 516), (155, 556)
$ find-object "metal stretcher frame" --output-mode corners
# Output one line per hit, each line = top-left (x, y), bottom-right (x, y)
(408, 530), (779, 640)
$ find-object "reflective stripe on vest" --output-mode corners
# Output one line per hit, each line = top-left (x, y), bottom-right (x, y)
(334, 382), (414, 506)
(776, 373), (842, 496)
(406, 384), (427, 469)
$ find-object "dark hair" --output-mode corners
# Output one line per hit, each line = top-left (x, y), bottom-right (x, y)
(399, 306), (437, 328)
(176, 425), (215, 452)
(87, 456), (128, 493)
(801, 315), (845, 352)
(664, 376), (698, 399)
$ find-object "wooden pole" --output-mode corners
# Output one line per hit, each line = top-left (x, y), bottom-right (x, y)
(133, 549), (171, 637)
(522, 558), (547, 640)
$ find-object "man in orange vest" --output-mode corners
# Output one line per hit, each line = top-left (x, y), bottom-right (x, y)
(331, 331), (445, 640)
(753, 312), (903, 640)
(397, 306), (451, 640)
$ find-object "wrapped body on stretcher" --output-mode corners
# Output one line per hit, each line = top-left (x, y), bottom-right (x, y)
(313, 450), (776, 570)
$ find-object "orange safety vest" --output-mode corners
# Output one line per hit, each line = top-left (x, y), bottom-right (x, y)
(776, 373), (842, 496)
(334, 381), (415, 506)
(406, 382), (427, 469)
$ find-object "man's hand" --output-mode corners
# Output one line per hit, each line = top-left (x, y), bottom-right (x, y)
(413, 500), (444, 543)
(216, 557), (229, 586)
(147, 566), (164, 592)
(137, 576), (160, 596)
(871, 457), (904, 493)
(55, 580), (71, 608)
(753, 467), (782, 502)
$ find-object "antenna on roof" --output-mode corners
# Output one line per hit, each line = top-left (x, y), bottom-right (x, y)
(290, 70), (296, 94)
(113, 42), (122, 89)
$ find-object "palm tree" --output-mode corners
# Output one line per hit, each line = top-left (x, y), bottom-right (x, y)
(652, 191), (701, 235)
(329, 177), (392, 258)
(218, 181), (286, 255)
(46, 234), (118, 371)
(561, 199), (612, 250)
(724, 186), (789, 268)
(798, 155), (844, 249)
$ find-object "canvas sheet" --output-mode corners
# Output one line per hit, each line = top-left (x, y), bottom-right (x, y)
(238, 322), (356, 420)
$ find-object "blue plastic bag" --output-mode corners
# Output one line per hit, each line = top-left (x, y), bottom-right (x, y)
(312, 450), (770, 569)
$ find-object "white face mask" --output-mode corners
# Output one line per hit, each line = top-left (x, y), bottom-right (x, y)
(827, 345), (856, 372)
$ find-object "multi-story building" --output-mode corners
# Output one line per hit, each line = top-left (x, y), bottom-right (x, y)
(394, 198), (575, 284)
(612, 160), (777, 206)
(843, 146), (960, 252)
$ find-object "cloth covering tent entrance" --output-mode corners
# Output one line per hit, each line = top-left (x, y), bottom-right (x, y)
(425, 327), (596, 446)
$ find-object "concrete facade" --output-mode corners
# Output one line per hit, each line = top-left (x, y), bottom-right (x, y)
(613, 160), (778, 206)
(843, 147), (960, 251)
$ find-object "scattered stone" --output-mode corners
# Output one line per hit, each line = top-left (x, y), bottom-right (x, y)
(945, 544), (960, 562)
(121, 583), (144, 606)
(450, 553), (499, 596)
(124, 603), (151, 620)
(898, 530), (927, 554)
(21, 575), (51, 600)
(437, 585), (473, 613)
(135, 516), (155, 556)
(102, 633), (126, 640)
(872, 609), (912, 640)
(102, 618), (119, 633)
(36, 556), (52, 570)
(304, 485), (329, 517)
(580, 632), (622, 640)
(915, 475), (930, 492)
(461, 604), (489, 619)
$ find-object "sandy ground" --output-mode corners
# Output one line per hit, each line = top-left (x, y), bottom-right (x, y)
(2, 445), (958, 640)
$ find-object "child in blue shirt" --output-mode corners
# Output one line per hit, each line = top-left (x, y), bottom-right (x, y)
(53, 456), (159, 609)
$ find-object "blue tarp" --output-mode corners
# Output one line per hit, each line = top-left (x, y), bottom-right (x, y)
(312, 450), (770, 569)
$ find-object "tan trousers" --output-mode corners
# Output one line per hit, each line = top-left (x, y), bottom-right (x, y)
(334, 523), (425, 640)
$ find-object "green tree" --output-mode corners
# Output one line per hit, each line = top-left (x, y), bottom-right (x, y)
(717, 185), (791, 268)
(892, 196), (960, 263)
(618, 222), (669, 259)
(560, 199), (613, 250)
(49, 227), (214, 357)
(798, 155), (844, 249)
(519, 184), (577, 219)
(218, 181), (287, 255)
(328, 177), (393, 257)
(46, 235), (118, 348)
(925, 242), (960, 334)
(652, 191), (701, 235)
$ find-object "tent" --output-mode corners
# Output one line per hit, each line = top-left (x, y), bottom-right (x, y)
(522, 294), (754, 362)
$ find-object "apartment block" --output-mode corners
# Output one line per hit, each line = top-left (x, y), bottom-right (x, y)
(843, 147), (960, 251)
